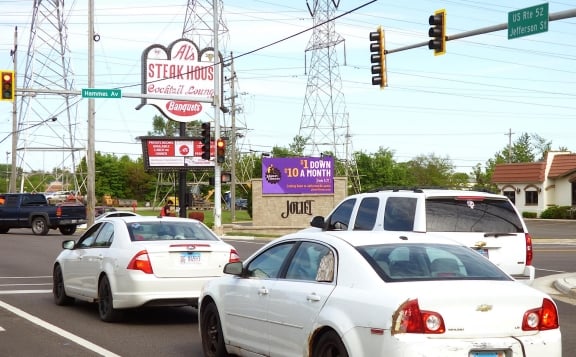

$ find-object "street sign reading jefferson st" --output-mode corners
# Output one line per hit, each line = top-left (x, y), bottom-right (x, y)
(508, 3), (549, 40)
(81, 88), (122, 99)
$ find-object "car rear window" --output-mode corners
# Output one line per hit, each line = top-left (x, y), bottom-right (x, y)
(358, 243), (512, 282)
(127, 221), (219, 241)
(425, 197), (524, 233)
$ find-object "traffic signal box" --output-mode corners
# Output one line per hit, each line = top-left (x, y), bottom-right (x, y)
(1, 70), (15, 102)
(201, 122), (211, 160)
(369, 26), (387, 88)
(216, 138), (225, 164)
(428, 9), (446, 56)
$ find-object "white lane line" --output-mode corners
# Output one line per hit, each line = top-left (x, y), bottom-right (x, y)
(0, 283), (52, 287)
(0, 290), (52, 294)
(0, 300), (121, 357)
(0, 276), (52, 279)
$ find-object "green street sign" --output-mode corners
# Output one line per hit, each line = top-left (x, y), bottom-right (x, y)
(508, 3), (549, 40)
(82, 88), (122, 99)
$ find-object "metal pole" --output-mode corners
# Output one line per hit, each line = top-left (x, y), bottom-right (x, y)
(213, 0), (222, 234)
(9, 26), (18, 192)
(86, 0), (96, 225)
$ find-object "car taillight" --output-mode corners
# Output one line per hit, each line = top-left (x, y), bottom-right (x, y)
(127, 250), (153, 274)
(522, 298), (559, 331)
(229, 249), (241, 263)
(525, 233), (533, 266)
(392, 299), (445, 334)
(56, 206), (62, 217)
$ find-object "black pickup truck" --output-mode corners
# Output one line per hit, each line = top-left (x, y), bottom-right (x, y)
(0, 193), (87, 235)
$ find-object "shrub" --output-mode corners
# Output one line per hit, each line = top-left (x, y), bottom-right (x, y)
(522, 211), (537, 219)
(540, 205), (573, 219)
(188, 211), (205, 222)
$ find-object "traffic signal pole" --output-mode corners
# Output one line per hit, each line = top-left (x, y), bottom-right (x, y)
(385, 8), (576, 56)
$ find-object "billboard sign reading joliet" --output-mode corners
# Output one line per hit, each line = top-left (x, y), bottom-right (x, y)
(262, 157), (334, 195)
(137, 38), (223, 122)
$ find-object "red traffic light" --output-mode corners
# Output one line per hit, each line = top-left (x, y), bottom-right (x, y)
(1, 71), (15, 102)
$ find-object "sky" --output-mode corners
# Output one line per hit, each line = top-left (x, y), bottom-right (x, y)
(0, 0), (575, 176)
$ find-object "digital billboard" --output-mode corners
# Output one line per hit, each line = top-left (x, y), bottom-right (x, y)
(262, 157), (334, 194)
(140, 136), (214, 171)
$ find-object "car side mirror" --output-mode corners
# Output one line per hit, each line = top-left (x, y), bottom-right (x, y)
(223, 261), (244, 276)
(310, 216), (325, 229)
(62, 240), (76, 250)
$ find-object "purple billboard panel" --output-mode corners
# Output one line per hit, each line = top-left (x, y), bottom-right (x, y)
(262, 157), (334, 194)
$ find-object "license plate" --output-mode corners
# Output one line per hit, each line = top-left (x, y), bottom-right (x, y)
(470, 351), (505, 357)
(474, 248), (489, 258)
(180, 252), (201, 264)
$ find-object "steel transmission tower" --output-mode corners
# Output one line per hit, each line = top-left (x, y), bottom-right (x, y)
(13, 0), (84, 194)
(299, 0), (360, 193)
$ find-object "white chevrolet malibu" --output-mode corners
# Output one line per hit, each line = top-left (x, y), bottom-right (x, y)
(199, 231), (561, 357)
(53, 216), (240, 322)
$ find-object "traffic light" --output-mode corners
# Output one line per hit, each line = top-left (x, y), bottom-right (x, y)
(428, 9), (446, 56)
(369, 26), (387, 88)
(1, 70), (15, 102)
(200, 122), (211, 160)
(216, 138), (225, 164)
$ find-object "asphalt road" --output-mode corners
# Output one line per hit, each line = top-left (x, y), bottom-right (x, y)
(525, 219), (576, 240)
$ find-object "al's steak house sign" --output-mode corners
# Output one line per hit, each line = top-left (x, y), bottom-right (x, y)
(137, 38), (224, 122)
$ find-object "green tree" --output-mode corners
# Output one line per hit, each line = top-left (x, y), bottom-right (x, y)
(405, 154), (455, 187)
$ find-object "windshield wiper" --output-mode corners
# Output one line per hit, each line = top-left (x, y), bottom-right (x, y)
(484, 232), (516, 238)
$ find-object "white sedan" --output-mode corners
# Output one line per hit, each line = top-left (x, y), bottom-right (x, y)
(199, 231), (561, 357)
(53, 216), (240, 322)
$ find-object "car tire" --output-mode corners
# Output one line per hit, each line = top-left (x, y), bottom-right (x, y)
(59, 225), (77, 235)
(313, 330), (349, 357)
(31, 217), (49, 235)
(200, 302), (228, 357)
(98, 275), (122, 322)
(52, 264), (74, 306)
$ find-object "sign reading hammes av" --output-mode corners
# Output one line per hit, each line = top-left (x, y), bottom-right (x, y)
(136, 38), (224, 122)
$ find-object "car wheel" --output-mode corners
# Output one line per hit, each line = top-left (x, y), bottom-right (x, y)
(98, 275), (122, 322)
(313, 330), (349, 357)
(31, 217), (49, 235)
(52, 264), (74, 306)
(59, 225), (77, 235)
(200, 302), (228, 357)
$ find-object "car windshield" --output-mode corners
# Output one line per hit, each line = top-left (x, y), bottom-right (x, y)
(126, 221), (218, 241)
(358, 243), (512, 282)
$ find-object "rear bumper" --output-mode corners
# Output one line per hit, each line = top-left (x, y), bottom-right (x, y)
(511, 265), (536, 284)
(58, 218), (87, 225)
(344, 327), (561, 356)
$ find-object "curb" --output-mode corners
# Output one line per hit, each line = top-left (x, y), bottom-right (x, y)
(553, 276), (576, 299)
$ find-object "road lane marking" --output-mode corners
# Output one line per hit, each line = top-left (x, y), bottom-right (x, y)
(0, 290), (52, 294)
(0, 300), (121, 357)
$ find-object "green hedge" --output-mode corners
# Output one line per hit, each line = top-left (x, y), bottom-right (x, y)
(539, 205), (574, 219)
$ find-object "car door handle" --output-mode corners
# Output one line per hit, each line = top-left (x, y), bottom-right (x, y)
(307, 293), (321, 302)
(258, 287), (269, 296)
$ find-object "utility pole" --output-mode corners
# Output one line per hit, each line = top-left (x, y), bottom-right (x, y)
(86, 0), (96, 225)
(229, 53), (237, 222)
(505, 128), (515, 163)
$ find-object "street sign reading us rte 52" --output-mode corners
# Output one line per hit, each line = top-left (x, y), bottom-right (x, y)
(81, 88), (122, 99)
(508, 3), (549, 40)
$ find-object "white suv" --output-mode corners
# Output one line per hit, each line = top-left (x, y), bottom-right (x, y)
(309, 188), (535, 281)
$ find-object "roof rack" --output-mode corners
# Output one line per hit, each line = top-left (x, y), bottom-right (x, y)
(366, 186), (451, 193)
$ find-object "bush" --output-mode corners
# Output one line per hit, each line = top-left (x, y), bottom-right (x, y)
(540, 205), (573, 219)
(522, 211), (537, 219)
(188, 211), (205, 222)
